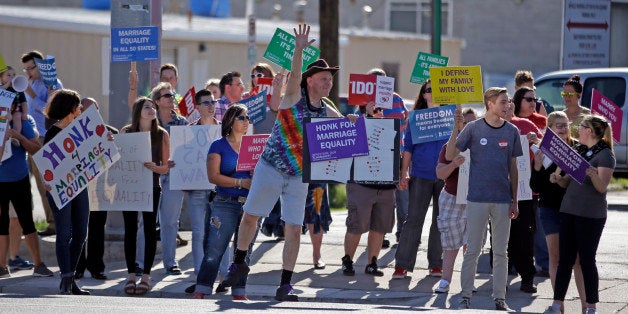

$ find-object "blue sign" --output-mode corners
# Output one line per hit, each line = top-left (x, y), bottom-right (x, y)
(409, 105), (456, 144)
(34, 56), (60, 89)
(111, 26), (159, 62)
(239, 91), (267, 126)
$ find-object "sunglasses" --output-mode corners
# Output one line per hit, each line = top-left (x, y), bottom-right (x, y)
(523, 97), (538, 102)
(553, 123), (569, 129)
(236, 115), (250, 121)
(424, 87), (432, 93)
(250, 73), (264, 79)
(159, 93), (174, 100)
(561, 91), (578, 97)
(199, 100), (217, 106)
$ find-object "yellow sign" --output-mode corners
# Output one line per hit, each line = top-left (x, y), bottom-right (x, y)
(430, 66), (484, 105)
(0, 53), (7, 73)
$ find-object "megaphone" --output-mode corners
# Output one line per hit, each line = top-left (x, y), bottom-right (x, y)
(12, 75), (28, 92)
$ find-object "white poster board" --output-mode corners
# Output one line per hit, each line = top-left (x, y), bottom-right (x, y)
(88, 132), (153, 212)
(0, 89), (16, 147)
(169, 125), (221, 190)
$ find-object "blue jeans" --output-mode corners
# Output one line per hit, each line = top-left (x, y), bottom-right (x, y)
(187, 190), (212, 274)
(158, 174), (184, 268)
(395, 188), (409, 240)
(49, 190), (90, 278)
(195, 195), (256, 296)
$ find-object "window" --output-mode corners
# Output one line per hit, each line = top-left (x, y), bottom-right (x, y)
(583, 77), (626, 109)
(388, 0), (451, 36)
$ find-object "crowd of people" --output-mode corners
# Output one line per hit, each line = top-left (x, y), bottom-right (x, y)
(0, 22), (615, 313)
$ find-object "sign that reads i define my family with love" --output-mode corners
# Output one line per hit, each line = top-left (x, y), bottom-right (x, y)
(263, 28), (320, 73)
(539, 128), (590, 184)
(348, 74), (395, 109)
(591, 89), (623, 143)
(410, 52), (449, 85)
(430, 66), (483, 105)
(306, 116), (369, 162)
(111, 26), (159, 62)
(236, 134), (270, 171)
(409, 105), (456, 144)
(33, 106), (121, 208)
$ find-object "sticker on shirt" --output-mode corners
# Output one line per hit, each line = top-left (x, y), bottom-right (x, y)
(498, 140), (508, 149)
(480, 138), (487, 145)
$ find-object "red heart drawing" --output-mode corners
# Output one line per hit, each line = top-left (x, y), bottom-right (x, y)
(44, 170), (54, 181)
(95, 124), (105, 136)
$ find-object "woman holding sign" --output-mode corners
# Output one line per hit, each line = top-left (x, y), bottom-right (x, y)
(194, 104), (254, 300)
(544, 114), (614, 314)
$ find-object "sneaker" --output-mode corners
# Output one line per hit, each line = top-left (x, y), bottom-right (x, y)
(8, 256), (34, 270)
(429, 266), (442, 277)
(232, 295), (248, 301)
(392, 266), (408, 279)
(382, 237), (390, 248)
(0, 266), (10, 278)
(364, 257), (384, 276)
(134, 263), (144, 276)
(494, 298), (510, 311)
(275, 284), (298, 302)
(221, 263), (250, 287)
(520, 279), (537, 293)
(585, 308), (597, 314)
(341, 255), (355, 276)
(458, 297), (470, 309)
(543, 304), (562, 314)
(185, 284), (196, 294)
(33, 263), (53, 277)
(166, 266), (182, 275)
(434, 279), (450, 293)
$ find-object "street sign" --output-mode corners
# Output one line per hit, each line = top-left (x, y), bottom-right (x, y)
(562, 0), (611, 69)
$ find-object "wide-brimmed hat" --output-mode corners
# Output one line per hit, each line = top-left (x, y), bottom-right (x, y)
(300, 59), (339, 88)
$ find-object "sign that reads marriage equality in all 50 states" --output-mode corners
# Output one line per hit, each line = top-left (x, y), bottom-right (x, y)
(430, 66), (484, 105)
(111, 26), (159, 62)
(263, 28), (320, 73)
(409, 104), (456, 144)
(539, 128), (589, 184)
(306, 116), (369, 162)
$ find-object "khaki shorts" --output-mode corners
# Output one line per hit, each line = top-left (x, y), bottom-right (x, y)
(345, 183), (395, 234)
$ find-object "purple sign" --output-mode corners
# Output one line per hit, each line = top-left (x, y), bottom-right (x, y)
(539, 128), (590, 184)
(306, 116), (369, 162)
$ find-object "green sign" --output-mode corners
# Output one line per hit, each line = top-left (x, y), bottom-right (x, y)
(410, 52), (449, 85)
(263, 28), (320, 73)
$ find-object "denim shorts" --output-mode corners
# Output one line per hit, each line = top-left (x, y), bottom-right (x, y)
(539, 207), (561, 235)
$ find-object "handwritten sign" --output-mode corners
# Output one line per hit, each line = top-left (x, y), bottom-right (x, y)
(34, 56), (60, 89)
(348, 74), (395, 109)
(32, 106), (121, 208)
(177, 86), (200, 124)
(408, 105), (456, 144)
(306, 116), (369, 162)
(111, 26), (159, 62)
(263, 28), (320, 72)
(240, 91), (267, 126)
(456, 150), (470, 204)
(236, 134), (270, 171)
(169, 125), (221, 190)
(539, 128), (589, 184)
(591, 88), (622, 143)
(88, 132), (153, 212)
(0, 90), (16, 147)
(410, 52), (448, 84)
(430, 66), (483, 105)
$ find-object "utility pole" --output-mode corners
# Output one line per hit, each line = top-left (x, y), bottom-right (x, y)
(431, 0), (441, 55)
(319, 0), (339, 106)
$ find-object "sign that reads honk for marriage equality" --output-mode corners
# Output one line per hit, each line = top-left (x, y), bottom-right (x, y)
(306, 116), (369, 162)
(33, 106), (121, 208)
(539, 128), (589, 184)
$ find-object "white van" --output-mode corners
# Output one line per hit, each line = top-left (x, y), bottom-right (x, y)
(535, 68), (628, 172)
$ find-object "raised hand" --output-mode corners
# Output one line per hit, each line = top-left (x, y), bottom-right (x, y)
(293, 24), (315, 51)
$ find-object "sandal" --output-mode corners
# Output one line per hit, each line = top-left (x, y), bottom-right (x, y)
(124, 280), (136, 295)
(135, 279), (151, 295)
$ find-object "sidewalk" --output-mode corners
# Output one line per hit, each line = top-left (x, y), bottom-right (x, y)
(2, 190), (628, 312)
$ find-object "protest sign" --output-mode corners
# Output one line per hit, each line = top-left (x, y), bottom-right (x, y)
(236, 134), (270, 171)
(0, 90), (16, 147)
(111, 26), (159, 62)
(591, 88), (622, 143)
(539, 128), (589, 184)
(32, 106), (121, 208)
(250, 77), (274, 104)
(408, 105), (456, 144)
(88, 132), (153, 212)
(1, 142), (11, 162)
(306, 116), (369, 162)
(455, 150), (470, 204)
(0, 53), (7, 72)
(348, 74), (395, 109)
(410, 52), (448, 85)
(430, 66), (483, 105)
(34, 56), (60, 89)
(169, 125), (221, 190)
(263, 28), (320, 72)
(240, 91), (267, 126)
(177, 86), (200, 124)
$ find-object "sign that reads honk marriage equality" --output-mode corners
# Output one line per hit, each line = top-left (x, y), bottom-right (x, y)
(430, 66), (483, 105)
(306, 116), (369, 162)
(539, 128), (589, 184)
(33, 106), (121, 208)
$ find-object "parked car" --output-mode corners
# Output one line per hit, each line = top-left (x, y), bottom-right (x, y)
(535, 67), (628, 172)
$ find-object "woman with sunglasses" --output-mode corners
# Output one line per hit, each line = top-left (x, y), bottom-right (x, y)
(561, 75), (590, 139)
(194, 104), (254, 300)
(544, 114), (614, 314)
(513, 86), (547, 132)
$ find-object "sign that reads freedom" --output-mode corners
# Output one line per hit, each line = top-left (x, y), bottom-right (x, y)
(409, 105), (456, 144)
(111, 26), (159, 62)
(306, 116), (369, 162)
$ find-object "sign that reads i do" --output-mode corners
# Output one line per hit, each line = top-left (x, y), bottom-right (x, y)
(348, 74), (395, 109)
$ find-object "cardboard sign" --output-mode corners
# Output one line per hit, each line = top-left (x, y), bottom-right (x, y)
(539, 128), (589, 184)
(169, 125), (221, 190)
(32, 106), (121, 208)
(251, 77), (274, 104)
(0, 90), (16, 147)
(263, 28), (320, 72)
(591, 88), (622, 143)
(177, 86), (200, 124)
(88, 132), (153, 212)
(240, 91), (267, 126)
(111, 26), (159, 62)
(34, 56), (60, 89)
(430, 66), (483, 105)
(236, 134), (270, 171)
(408, 105), (455, 144)
(306, 116), (369, 162)
(410, 52), (449, 85)
(348, 74), (395, 109)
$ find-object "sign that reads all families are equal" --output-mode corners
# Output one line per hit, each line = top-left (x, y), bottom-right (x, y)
(236, 134), (270, 171)
(306, 116), (369, 162)
(263, 28), (320, 73)
(410, 52), (449, 85)
(240, 91), (267, 126)
(409, 105), (456, 144)
(111, 26), (159, 62)
(430, 66), (483, 105)
(348, 74), (395, 109)
(591, 89), (622, 143)
(33, 106), (121, 208)
(34, 56), (60, 89)
(539, 128), (589, 184)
